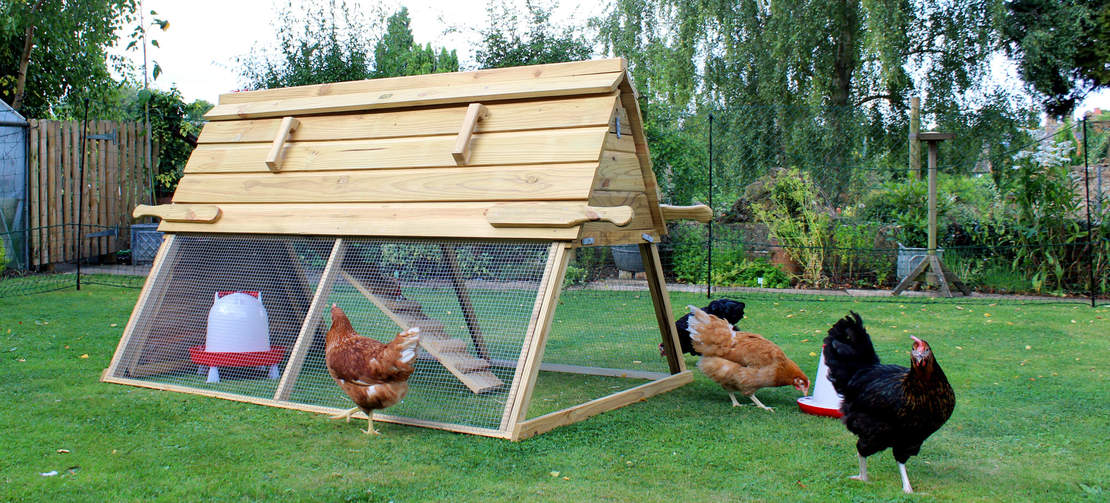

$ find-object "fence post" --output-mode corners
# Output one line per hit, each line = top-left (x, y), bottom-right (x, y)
(1083, 117), (1094, 307)
(910, 97), (921, 180)
(707, 113), (713, 299)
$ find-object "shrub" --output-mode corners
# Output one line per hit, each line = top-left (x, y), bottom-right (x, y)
(562, 264), (588, 288)
(752, 168), (830, 286)
(711, 258), (791, 288)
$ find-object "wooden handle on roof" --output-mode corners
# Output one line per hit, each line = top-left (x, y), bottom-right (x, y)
(487, 203), (633, 228)
(659, 204), (713, 223)
(264, 116), (300, 172)
(133, 204), (222, 223)
(452, 103), (488, 165)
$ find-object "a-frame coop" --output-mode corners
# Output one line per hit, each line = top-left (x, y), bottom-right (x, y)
(102, 58), (711, 440)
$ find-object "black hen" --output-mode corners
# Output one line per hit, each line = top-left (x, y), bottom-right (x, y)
(822, 312), (955, 494)
(663, 299), (745, 356)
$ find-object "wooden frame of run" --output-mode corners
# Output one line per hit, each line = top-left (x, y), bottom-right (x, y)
(102, 237), (691, 440)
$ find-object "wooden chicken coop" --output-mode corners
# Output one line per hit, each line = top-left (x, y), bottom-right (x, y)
(102, 58), (710, 440)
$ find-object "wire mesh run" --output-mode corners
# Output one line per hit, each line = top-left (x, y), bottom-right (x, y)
(107, 235), (682, 435)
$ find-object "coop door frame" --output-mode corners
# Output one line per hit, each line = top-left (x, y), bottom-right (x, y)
(102, 236), (691, 440)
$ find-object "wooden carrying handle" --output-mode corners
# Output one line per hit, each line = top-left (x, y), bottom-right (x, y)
(659, 204), (713, 223)
(133, 204), (222, 223)
(452, 103), (488, 165)
(265, 116), (301, 172)
(487, 203), (633, 228)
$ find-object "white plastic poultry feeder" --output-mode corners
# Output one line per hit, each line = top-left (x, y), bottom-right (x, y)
(190, 291), (284, 383)
(797, 348), (843, 418)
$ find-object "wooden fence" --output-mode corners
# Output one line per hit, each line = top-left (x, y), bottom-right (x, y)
(27, 120), (156, 267)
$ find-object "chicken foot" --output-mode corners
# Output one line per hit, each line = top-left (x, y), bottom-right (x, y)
(329, 407), (381, 435)
(849, 453), (869, 482)
(728, 392), (742, 407)
(748, 394), (774, 412)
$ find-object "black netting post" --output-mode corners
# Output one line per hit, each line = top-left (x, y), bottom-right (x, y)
(76, 99), (89, 290)
(707, 113), (713, 299)
(1082, 117), (1094, 307)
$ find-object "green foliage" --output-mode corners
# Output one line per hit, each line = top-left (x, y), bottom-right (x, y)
(667, 223), (746, 285)
(562, 264), (588, 288)
(828, 222), (895, 287)
(236, 0), (375, 89)
(475, 0), (594, 69)
(752, 168), (830, 286)
(0, 235), (7, 273)
(131, 87), (210, 195)
(0, 0), (138, 116)
(1001, 0), (1110, 117)
(859, 174), (1001, 248)
(710, 258), (791, 288)
(371, 7), (458, 78)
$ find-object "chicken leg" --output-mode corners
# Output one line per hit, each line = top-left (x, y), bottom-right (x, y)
(728, 392), (742, 407)
(329, 407), (381, 435)
(330, 406), (360, 422)
(748, 394), (774, 412)
(898, 462), (913, 493)
(850, 453), (869, 482)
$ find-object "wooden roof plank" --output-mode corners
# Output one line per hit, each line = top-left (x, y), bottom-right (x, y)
(218, 58), (627, 105)
(184, 127), (609, 174)
(205, 73), (624, 121)
(198, 95), (619, 144)
(172, 164), (598, 204)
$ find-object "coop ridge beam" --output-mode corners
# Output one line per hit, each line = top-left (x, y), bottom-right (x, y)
(487, 203), (633, 228)
(204, 73), (623, 120)
(452, 103), (488, 165)
(264, 116), (300, 171)
(132, 204), (221, 223)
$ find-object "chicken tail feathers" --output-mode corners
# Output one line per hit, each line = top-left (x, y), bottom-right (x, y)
(685, 305), (733, 352)
(822, 311), (880, 393)
(389, 327), (421, 365)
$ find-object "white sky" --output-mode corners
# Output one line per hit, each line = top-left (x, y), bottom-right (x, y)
(119, 0), (1108, 118)
(119, 0), (606, 105)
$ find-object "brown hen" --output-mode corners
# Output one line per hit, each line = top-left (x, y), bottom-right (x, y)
(686, 305), (809, 411)
(325, 304), (420, 435)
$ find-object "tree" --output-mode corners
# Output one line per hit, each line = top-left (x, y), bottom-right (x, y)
(236, 0), (376, 89)
(594, 0), (1022, 205)
(1001, 0), (1110, 117)
(371, 7), (458, 78)
(475, 0), (594, 69)
(0, 0), (138, 117)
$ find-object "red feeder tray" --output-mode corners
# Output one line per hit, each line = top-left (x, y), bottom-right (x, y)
(189, 345), (286, 383)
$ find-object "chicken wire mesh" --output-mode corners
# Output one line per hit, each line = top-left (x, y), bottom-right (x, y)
(107, 234), (680, 433)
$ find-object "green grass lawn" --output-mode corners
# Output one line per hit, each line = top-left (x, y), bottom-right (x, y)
(2, 284), (1108, 502)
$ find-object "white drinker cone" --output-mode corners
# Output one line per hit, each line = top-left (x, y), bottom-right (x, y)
(797, 346), (843, 418)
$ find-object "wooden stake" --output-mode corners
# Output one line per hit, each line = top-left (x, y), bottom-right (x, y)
(452, 103), (488, 165)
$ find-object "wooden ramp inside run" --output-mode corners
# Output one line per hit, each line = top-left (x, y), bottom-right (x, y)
(339, 270), (503, 394)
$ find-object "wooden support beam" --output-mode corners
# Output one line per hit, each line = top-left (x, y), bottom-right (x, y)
(264, 116), (300, 171)
(101, 234), (177, 381)
(642, 242), (685, 374)
(452, 103), (488, 165)
(440, 244), (489, 361)
(273, 239), (346, 401)
(512, 371), (693, 440)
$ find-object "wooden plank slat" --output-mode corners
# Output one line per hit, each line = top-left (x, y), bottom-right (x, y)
(106, 121), (119, 249)
(155, 202), (582, 240)
(199, 95), (618, 144)
(206, 73), (623, 121)
(28, 121), (40, 266)
(573, 230), (658, 247)
(218, 58), (626, 105)
(616, 80), (666, 235)
(603, 131), (636, 153)
(62, 122), (72, 262)
(513, 371), (692, 440)
(173, 164), (598, 204)
(119, 121), (130, 245)
(96, 120), (107, 258)
(48, 120), (59, 263)
(660, 204), (713, 223)
(184, 127), (609, 174)
(595, 151), (646, 192)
